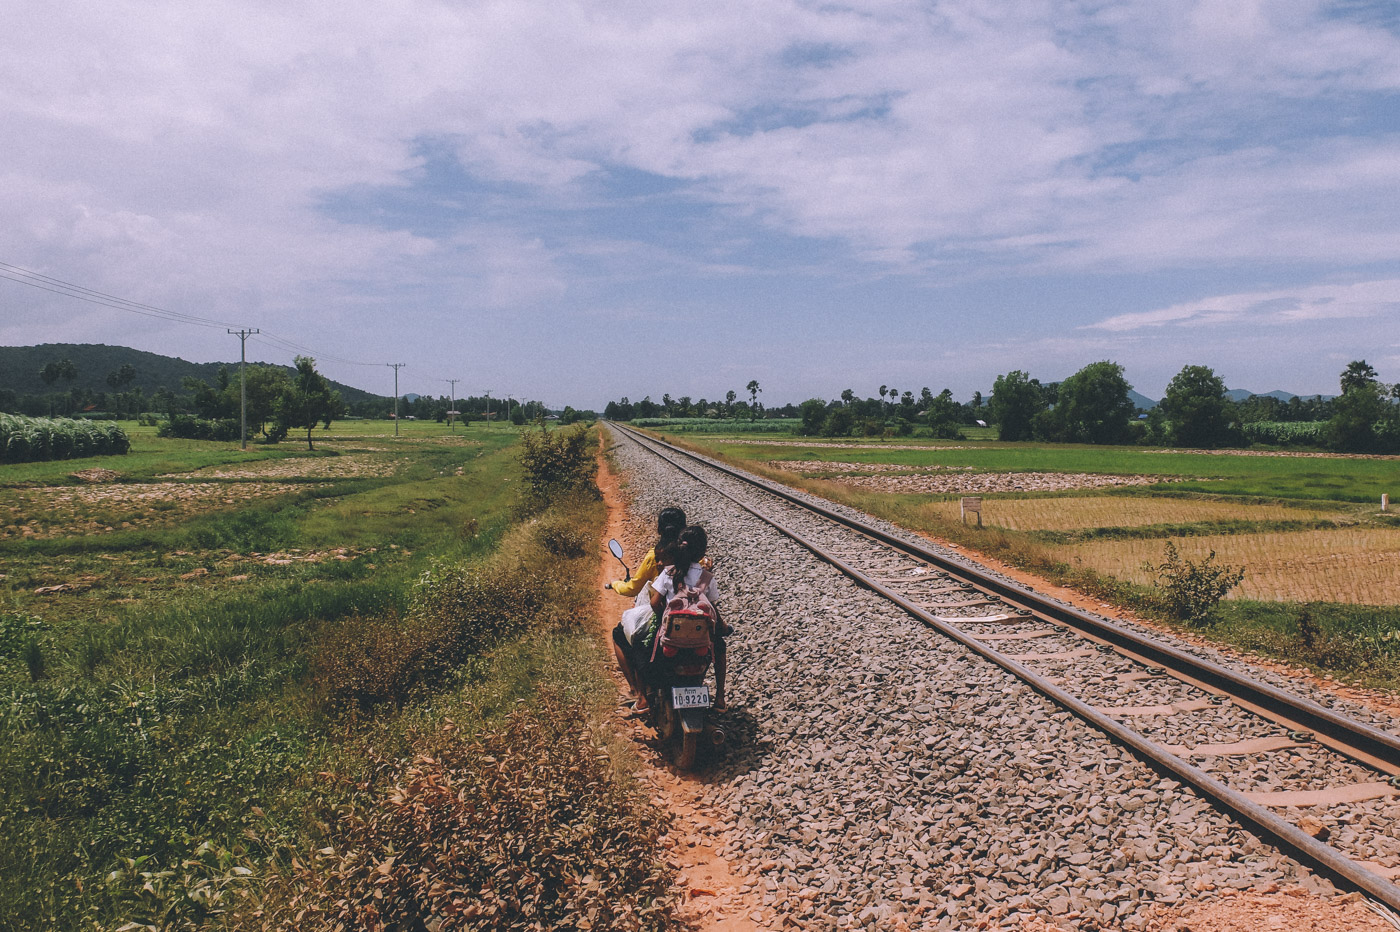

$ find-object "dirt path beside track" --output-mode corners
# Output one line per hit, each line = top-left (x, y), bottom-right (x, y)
(595, 447), (767, 932)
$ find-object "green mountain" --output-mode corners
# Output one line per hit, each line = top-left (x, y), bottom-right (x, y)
(0, 343), (390, 406)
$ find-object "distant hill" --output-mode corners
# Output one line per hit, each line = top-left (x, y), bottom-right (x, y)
(0, 343), (389, 406)
(1127, 389), (1157, 410)
(1225, 388), (1335, 403)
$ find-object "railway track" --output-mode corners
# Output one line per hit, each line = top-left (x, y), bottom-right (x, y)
(609, 422), (1400, 913)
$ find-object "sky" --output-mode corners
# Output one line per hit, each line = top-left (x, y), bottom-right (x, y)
(2, 0), (1399, 409)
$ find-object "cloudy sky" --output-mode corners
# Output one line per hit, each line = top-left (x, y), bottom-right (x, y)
(2, 0), (1398, 407)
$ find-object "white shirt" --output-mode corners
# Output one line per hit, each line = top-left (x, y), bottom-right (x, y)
(653, 564), (721, 605)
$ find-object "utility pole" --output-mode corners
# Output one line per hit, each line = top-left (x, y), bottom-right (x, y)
(227, 328), (260, 450)
(445, 378), (459, 432)
(484, 389), (491, 427)
(387, 363), (406, 436)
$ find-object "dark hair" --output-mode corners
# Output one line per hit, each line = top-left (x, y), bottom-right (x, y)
(669, 525), (708, 587)
(654, 507), (686, 563)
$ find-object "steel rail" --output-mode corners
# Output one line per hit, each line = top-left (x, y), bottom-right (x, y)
(609, 423), (1400, 909)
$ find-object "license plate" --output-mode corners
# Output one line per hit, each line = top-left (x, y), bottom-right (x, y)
(672, 686), (711, 709)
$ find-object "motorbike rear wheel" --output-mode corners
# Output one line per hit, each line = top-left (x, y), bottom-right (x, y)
(676, 730), (698, 770)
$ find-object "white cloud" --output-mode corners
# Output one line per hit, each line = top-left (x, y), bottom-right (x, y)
(1087, 279), (1400, 332)
(4, 0), (1400, 402)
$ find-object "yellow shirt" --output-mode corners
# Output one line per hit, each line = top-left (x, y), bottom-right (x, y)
(610, 548), (660, 598)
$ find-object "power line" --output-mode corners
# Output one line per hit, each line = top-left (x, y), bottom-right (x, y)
(0, 262), (235, 330)
(252, 330), (384, 368)
(1, 260), (533, 407)
(1, 259), (385, 369)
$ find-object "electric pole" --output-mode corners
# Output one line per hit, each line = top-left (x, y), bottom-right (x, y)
(387, 363), (406, 436)
(445, 378), (459, 432)
(228, 328), (260, 450)
(484, 390), (491, 427)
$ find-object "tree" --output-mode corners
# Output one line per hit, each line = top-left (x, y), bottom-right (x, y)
(840, 388), (856, 406)
(746, 380), (761, 420)
(40, 358), (77, 386)
(725, 390), (737, 419)
(1159, 365), (1237, 448)
(243, 365), (293, 435)
(104, 363), (138, 417)
(39, 358), (78, 415)
(1340, 360), (1379, 394)
(1047, 361), (1135, 444)
(275, 356), (342, 450)
(988, 370), (1045, 442)
(1327, 360), (1391, 452)
(925, 389), (963, 439)
(823, 405), (854, 437)
(798, 398), (828, 436)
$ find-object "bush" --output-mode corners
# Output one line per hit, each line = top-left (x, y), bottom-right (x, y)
(516, 425), (597, 515)
(158, 415), (241, 442)
(536, 513), (589, 558)
(1144, 541), (1245, 626)
(268, 693), (678, 931)
(311, 612), (454, 712)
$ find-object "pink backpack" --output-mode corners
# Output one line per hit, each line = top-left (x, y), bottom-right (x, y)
(652, 567), (716, 661)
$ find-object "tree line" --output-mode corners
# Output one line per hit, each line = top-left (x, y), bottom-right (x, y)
(604, 360), (1400, 452)
(989, 360), (1397, 453)
(603, 381), (767, 423)
(0, 355), (551, 438)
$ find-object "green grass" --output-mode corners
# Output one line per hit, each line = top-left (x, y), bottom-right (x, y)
(0, 420), (554, 931)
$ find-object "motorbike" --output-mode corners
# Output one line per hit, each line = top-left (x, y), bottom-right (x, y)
(608, 538), (724, 770)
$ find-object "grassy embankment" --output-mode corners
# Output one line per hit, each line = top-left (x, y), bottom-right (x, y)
(1, 421), (676, 931)
(657, 431), (1400, 690)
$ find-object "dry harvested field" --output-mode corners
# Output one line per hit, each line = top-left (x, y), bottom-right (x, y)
(913, 495), (1351, 532)
(1065, 528), (1400, 605)
(0, 480), (324, 539)
(163, 452), (398, 479)
(768, 459), (977, 473)
(826, 470), (1199, 494)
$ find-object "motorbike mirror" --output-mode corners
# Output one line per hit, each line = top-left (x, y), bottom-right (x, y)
(607, 538), (630, 582)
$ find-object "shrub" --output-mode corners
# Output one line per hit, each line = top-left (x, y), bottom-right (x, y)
(1144, 541), (1245, 626)
(158, 415), (240, 442)
(268, 693), (679, 932)
(536, 513), (589, 558)
(311, 612), (455, 712)
(516, 425), (597, 514)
